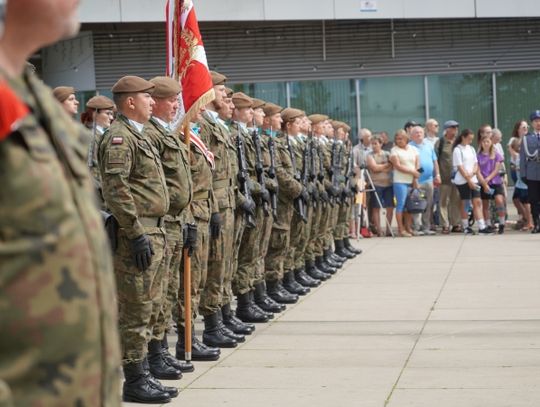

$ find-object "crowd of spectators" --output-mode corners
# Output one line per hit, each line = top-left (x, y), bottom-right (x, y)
(352, 117), (536, 237)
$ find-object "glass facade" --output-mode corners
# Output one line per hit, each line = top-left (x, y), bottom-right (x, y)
(428, 73), (493, 137)
(359, 76), (425, 139)
(289, 79), (357, 136)
(496, 70), (540, 143)
(232, 82), (287, 108)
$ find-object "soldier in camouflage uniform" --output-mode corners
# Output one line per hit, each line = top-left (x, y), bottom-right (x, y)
(216, 88), (257, 334)
(199, 71), (244, 347)
(230, 92), (272, 323)
(98, 76), (175, 404)
(174, 109), (222, 362)
(143, 77), (194, 378)
(0, 1), (121, 405)
(265, 108), (307, 304)
(282, 112), (311, 296)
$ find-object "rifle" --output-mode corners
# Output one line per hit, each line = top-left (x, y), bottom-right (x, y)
(318, 142), (333, 207)
(251, 127), (270, 217)
(331, 140), (341, 204)
(302, 136), (316, 209)
(236, 131), (256, 228)
(267, 133), (279, 220)
(286, 135), (307, 223)
(343, 145), (355, 205)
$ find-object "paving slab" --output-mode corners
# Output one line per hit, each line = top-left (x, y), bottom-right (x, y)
(122, 231), (540, 407)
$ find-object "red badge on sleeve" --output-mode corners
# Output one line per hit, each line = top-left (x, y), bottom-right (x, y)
(0, 80), (30, 141)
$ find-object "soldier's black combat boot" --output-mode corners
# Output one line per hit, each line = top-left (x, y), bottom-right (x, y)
(327, 247), (347, 264)
(254, 281), (286, 313)
(294, 267), (321, 287)
(148, 339), (182, 380)
(315, 256), (337, 275)
(344, 237), (363, 254)
(222, 302), (255, 335)
(202, 312), (238, 348)
(282, 271), (310, 295)
(122, 362), (171, 404)
(217, 309), (245, 343)
(176, 326), (220, 361)
(305, 260), (331, 281)
(532, 216), (540, 234)
(250, 291), (274, 319)
(236, 292), (270, 323)
(266, 279), (299, 304)
(161, 336), (194, 373)
(142, 357), (179, 398)
(335, 239), (355, 259)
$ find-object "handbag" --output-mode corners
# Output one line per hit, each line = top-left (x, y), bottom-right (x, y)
(405, 188), (427, 214)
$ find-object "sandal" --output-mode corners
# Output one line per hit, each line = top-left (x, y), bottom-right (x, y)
(441, 227), (450, 235)
(399, 231), (412, 237)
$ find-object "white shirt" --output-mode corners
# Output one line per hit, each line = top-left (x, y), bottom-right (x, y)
(153, 116), (170, 131)
(128, 119), (144, 133)
(452, 144), (478, 185)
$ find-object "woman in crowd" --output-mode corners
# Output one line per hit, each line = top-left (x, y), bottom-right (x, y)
(452, 129), (491, 234)
(476, 134), (506, 234)
(510, 137), (534, 231)
(367, 134), (394, 236)
(389, 129), (419, 237)
(508, 120), (529, 228)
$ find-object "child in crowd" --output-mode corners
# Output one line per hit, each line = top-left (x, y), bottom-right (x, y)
(476, 134), (506, 234)
(452, 129), (491, 234)
(511, 137), (534, 231)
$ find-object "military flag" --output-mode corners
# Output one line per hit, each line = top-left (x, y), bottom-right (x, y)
(166, 0), (214, 127)
(0, 80), (29, 141)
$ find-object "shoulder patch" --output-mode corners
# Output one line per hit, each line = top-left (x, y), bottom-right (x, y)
(112, 136), (124, 145)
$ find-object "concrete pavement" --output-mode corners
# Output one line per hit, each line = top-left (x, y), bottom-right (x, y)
(125, 230), (540, 407)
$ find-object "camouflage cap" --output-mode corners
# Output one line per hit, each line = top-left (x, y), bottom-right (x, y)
(308, 114), (329, 125)
(232, 92), (253, 109)
(263, 102), (283, 117)
(111, 75), (155, 94)
(281, 108), (305, 123)
(224, 87), (234, 98)
(251, 98), (266, 110)
(149, 76), (181, 98)
(86, 95), (115, 110)
(53, 86), (76, 103)
(210, 70), (227, 86)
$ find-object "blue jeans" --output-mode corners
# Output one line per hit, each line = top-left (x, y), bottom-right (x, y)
(393, 182), (411, 213)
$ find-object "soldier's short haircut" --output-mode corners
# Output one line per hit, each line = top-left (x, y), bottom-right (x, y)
(113, 92), (137, 113)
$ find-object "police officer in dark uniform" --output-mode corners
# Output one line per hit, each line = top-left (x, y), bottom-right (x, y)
(520, 110), (540, 233)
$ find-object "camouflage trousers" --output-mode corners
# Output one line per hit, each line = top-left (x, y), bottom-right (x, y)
(325, 202), (340, 248)
(152, 218), (182, 341)
(306, 201), (325, 261)
(115, 226), (167, 364)
(294, 205), (314, 270)
(318, 201), (332, 251)
(334, 201), (351, 240)
(202, 206), (234, 316)
(226, 208), (246, 301)
(253, 209), (273, 285)
(233, 206), (264, 295)
(178, 217), (209, 327)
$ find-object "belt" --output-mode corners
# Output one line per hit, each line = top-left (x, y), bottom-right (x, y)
(213, 178), (233, 190)
(192, 190), (210, 200)
(139, 216), (164, 228)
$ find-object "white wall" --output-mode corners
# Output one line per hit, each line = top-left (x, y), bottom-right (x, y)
(78, 0), (540, 22)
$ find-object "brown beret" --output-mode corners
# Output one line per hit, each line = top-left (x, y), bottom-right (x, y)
(331, 120), (346, 130)
(262, 103), (283, 117)
(343, 122), (352, 132)
(308, 114), (329, 125)
(224, 87), (234, 98)
(53, 86), (76, 103)
(281, 108), (304, 123)
(210, 70), (227, 86)
(149, 76), (181, 98)
(111, 75), (155, 94)
(86, 95), (114, 110)
(251, 98), (266, 110)
(232, 92), (253, 109)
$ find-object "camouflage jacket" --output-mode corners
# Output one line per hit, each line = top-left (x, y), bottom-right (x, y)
(144, 118), (192, 218)
(200, 112), (235, 210)
(0, 68), (121, 406)
(98, 115), (170, 239)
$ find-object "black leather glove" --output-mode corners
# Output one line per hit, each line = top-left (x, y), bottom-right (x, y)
(240, 196), (256, 217)
(260, 187), (271, 204)
(182, 223), (197, 254)
(311, 184), (319, 201)
(130, 234), (154, 271)
(321, 190), (329, 203)
(351, 184), (358, 194)
(210, 212), (222, 239)
(329, 185), (340, 197)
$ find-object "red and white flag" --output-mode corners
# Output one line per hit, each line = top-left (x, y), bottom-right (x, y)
(166, 0), (214, 128)
(0, 80), (29, 141)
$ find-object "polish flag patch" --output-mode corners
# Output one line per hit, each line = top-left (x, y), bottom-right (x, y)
(112, 136), (124, 145)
